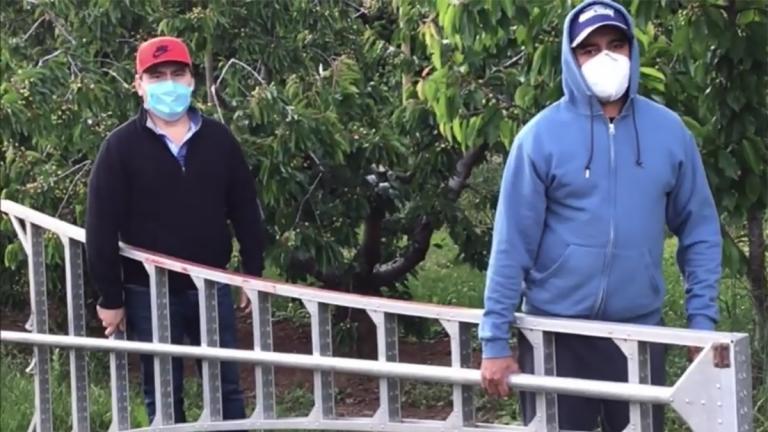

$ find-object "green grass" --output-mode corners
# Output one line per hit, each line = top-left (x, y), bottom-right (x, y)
(408, 230), (485, 308)
(1, 234), (765, 431)
(0, 346), (318, 431)
(0, 347), (149, 431)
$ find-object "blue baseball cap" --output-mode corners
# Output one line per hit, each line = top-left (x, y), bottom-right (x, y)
(569, 3), (630, 48)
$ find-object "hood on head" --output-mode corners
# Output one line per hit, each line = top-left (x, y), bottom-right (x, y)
(561, 0), (640, 114)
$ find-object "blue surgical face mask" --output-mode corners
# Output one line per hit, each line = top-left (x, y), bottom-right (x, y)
(143, 80), (193, 121)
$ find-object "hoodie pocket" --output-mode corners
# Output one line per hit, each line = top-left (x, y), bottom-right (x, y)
(603, 249), (665, 320)
(526, 245), (605, 317)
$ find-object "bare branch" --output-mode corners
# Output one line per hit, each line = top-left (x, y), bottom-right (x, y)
(307, 151), (326, 172)
(205, 47), (214, 104)
(46, 11), (76, 45)
(344, 0), (368, 18)
(212, 58), (267, 122)
(216, 58), (266, 88)
(49, 160), (90, 183)
(447, 142), (488, 201)
(211, 84), (226, 123)
(101, 68), (132, 89)
(309, 47), (333, 67)
(491, 51), (525, 72)
(22, 16), (47, 41)
(55, 161), (91, 218)
(67, 55), (81, 78)
(37, 49), (63, 67)
(292, 173), (324, 230)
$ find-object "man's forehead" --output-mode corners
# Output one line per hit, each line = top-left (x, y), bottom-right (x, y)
(143, 61), (189, 74)
(580, 26), (628, 45)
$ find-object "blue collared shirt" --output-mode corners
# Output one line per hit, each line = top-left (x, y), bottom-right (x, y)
(145, 108), (202, 169)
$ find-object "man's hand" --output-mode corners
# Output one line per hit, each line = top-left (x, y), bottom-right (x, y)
(237, 286), (252, 313)
(481, 356), (520, 398)
(96, 306), (125, 337)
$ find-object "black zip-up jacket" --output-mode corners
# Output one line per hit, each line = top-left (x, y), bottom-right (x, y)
(86, 109), (264, 308)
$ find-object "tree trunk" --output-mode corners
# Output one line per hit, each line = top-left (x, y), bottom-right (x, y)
(204, 46), (214, 105)
(746, 206), (767, 386)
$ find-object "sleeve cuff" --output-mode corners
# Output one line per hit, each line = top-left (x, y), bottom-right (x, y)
(482, 339), (513, 359)
(97, 291), (124, 309)
(688, 314), (716, 331)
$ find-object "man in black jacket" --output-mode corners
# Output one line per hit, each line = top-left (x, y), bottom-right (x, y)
(86, 36), (263, 424)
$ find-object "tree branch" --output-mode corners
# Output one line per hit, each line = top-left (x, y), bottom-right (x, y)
(44, 10), (76, 45)
(291, 173), (323, 230)
(373, 143), (489, 284)
(211, 58), (267, 122)
(746, 206), (767, 313)
(37, 49), (63, 67)
(446, 142), (489, 201)
(55, 161), (91, 218)
(372, 216), (434, 285)
(358, 197), (386, 274)
(489, 51), (526, 73)
(287, 254), (343, 288)
(22, 16), (47, 41)
(205, 46), (215, 105)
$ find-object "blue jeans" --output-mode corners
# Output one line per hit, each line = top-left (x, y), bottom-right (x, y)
(124, 284), (246, 425)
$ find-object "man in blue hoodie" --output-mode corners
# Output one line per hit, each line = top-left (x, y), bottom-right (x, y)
(479, 1), (721, 430)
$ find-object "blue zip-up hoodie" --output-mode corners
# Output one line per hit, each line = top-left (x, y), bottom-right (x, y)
(480, 0), (722, 359)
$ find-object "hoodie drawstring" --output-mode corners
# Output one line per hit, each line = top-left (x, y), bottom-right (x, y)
(632, 98), (643, 167)
(585, 101), (594, 178)
(584, 98), (643, 178)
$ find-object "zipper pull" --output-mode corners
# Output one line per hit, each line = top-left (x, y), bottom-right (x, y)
(609, 122), (616, 135)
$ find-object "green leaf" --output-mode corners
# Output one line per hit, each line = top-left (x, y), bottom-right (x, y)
(442, 5), (457, 37)
(717, 150), (739, 179)
(740, 139), (762, 173)
(482, 107), (503, 144)
(640, 66), (666, 82)
(464, 115), (483, 149)
(736, 9), (757, 25)
(501, 0), (515, 18)
(515, 26), (527, 45)
(514, 85), (533, 107)
(531, 45), (545, 78)
(4, 242), (21, 269)
(452, 118), (466, 145)
(634, 29), (649, 50)
(1, 89), (20, 105)
(722, 234), (744, 273)
(500, 119), (514, 146)
(682, 116), (705, 138)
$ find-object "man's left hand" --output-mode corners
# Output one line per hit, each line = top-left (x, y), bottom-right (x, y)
(237, 286), (252, 313)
